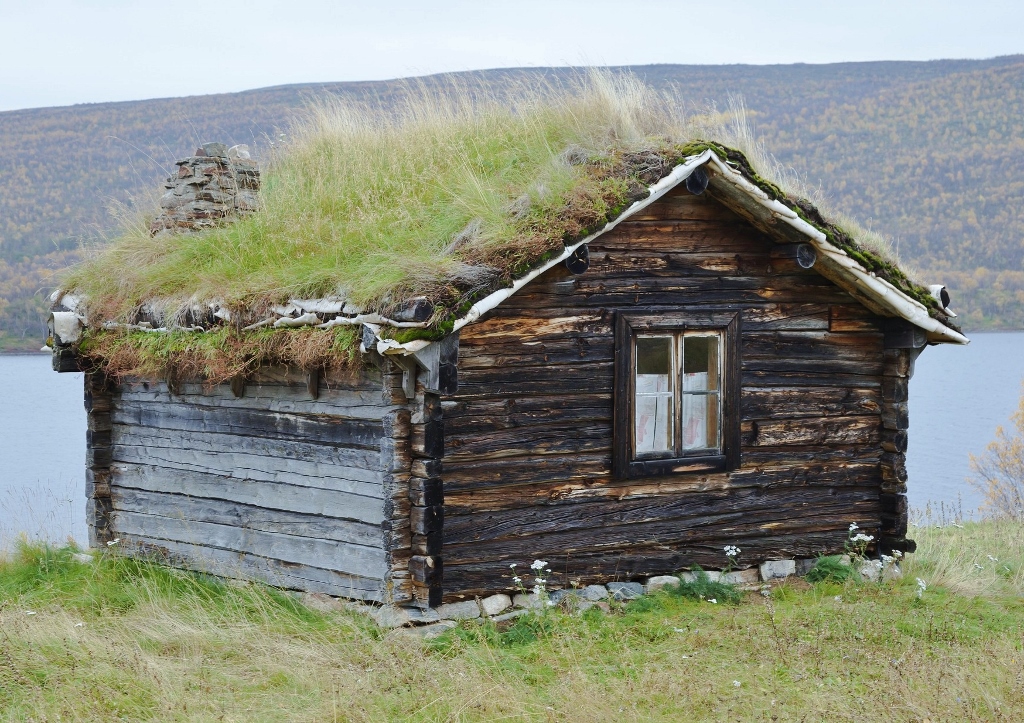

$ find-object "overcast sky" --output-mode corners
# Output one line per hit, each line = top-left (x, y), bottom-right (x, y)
(2, 0), (1022, 112)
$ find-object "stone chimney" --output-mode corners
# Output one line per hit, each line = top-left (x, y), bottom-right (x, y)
(150, 141), (260, 235)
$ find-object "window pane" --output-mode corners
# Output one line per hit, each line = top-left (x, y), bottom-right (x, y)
(635, 336), (673, 455)
(682, 391), (721, 450)
(683, 335), (719, 391)
(681, 335), (721, 451)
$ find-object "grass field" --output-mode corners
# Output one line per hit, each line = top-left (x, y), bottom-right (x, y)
(1, 520), (1022, 722)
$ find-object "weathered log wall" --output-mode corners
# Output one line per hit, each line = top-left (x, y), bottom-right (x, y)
(441, 188), (890, 600)
(102, 364), (408, 602)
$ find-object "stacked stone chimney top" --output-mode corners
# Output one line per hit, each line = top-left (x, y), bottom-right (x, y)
(150, 141), (260, 235)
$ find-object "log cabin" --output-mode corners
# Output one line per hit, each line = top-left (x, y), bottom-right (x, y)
(49, 119), (966, 608)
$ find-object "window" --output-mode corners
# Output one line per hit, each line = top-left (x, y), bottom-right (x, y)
(614, 312), (740, 478)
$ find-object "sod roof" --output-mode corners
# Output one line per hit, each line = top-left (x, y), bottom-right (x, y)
(54, 73), (964, 382)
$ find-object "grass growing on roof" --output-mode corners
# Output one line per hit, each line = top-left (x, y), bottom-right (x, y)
(64, 71), (684, 325)
(62, 71), (951, 377)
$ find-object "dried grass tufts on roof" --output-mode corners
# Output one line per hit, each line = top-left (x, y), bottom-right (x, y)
(61, 70), (943, 378)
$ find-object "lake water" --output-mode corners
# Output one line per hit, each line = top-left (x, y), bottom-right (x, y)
(1, 332), (1022, 548)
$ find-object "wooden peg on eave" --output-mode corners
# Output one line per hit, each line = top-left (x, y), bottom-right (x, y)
(306, 368), (320, 400)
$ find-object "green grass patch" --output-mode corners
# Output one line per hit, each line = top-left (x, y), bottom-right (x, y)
(3, 520), (1022, 720)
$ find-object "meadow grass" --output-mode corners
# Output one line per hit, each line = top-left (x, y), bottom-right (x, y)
(2, 520), (1022, 722)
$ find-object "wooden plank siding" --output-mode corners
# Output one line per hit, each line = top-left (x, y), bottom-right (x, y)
(440, 187), (888, 600)
(103, 365), (408, 602)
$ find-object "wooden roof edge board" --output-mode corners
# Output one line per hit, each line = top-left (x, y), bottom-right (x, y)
(374, 149), (965, 356)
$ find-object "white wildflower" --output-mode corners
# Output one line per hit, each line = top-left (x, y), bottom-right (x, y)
(512, 576), (522, 584)
(974, 563), (984, 570)
(849, 522), (859, 532)
(724, 545), (741, 558)
(509, 563), (517, 569)
(916, 578), (927, 598)
(709, 598), (718, 604)
(106, 538), (120, 547)
(733, 680), (741, 687)
(834, 595), (842, 602)
(987, 555), (999, 562)
(530, 559), (548, 571)
(852, 533), (874, 543)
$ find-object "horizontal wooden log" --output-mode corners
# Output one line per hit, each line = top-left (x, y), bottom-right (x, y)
(111, 463), (386, 524)
(741, 386), (881, 421)
(444, 485), (879, 547)
(742, 370), (882, 388)
(441, 529), (850, 600)
(588, 250), (771, 278)
(112, 487), (383, 547)
(444, 458), (879, 513)
(745, 415), (879, 447)
(113, 400), (383, 449)
(117, 383), (397, 420)
(443, 395), (612, 433)
(829, 304), (880, 333)
(592, 221), (766, 252)
(742, 331), (883, 363)
(458, 339), (615, 369)
(443, 453), (611, 490)
(112, 424), (384, 479)
(445, 423), (611, 462)
(119, 536), (385, 601)
(623, 189), (741, 222)
(502, 279), (854, 309)
(112, 430), (385, 497)
(113, 509), (387, 579)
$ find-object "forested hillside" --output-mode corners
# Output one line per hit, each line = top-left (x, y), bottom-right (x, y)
(1, 57), (1021, 350)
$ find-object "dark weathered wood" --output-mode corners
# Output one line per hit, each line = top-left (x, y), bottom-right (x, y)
(881, 402), (910, 431)
(829, 305), (880, 333)
(745, 415), (880, 447)
(409, 477), (444, 507)
(882, 377), (909, 404)
(741, 386), (881, 421)
(84, 373), (114, 547)
(881, 429), (909, 454)
(441, 525), (865, 600)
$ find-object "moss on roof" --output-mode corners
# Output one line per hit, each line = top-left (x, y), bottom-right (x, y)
(62, 73), (954, 381)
